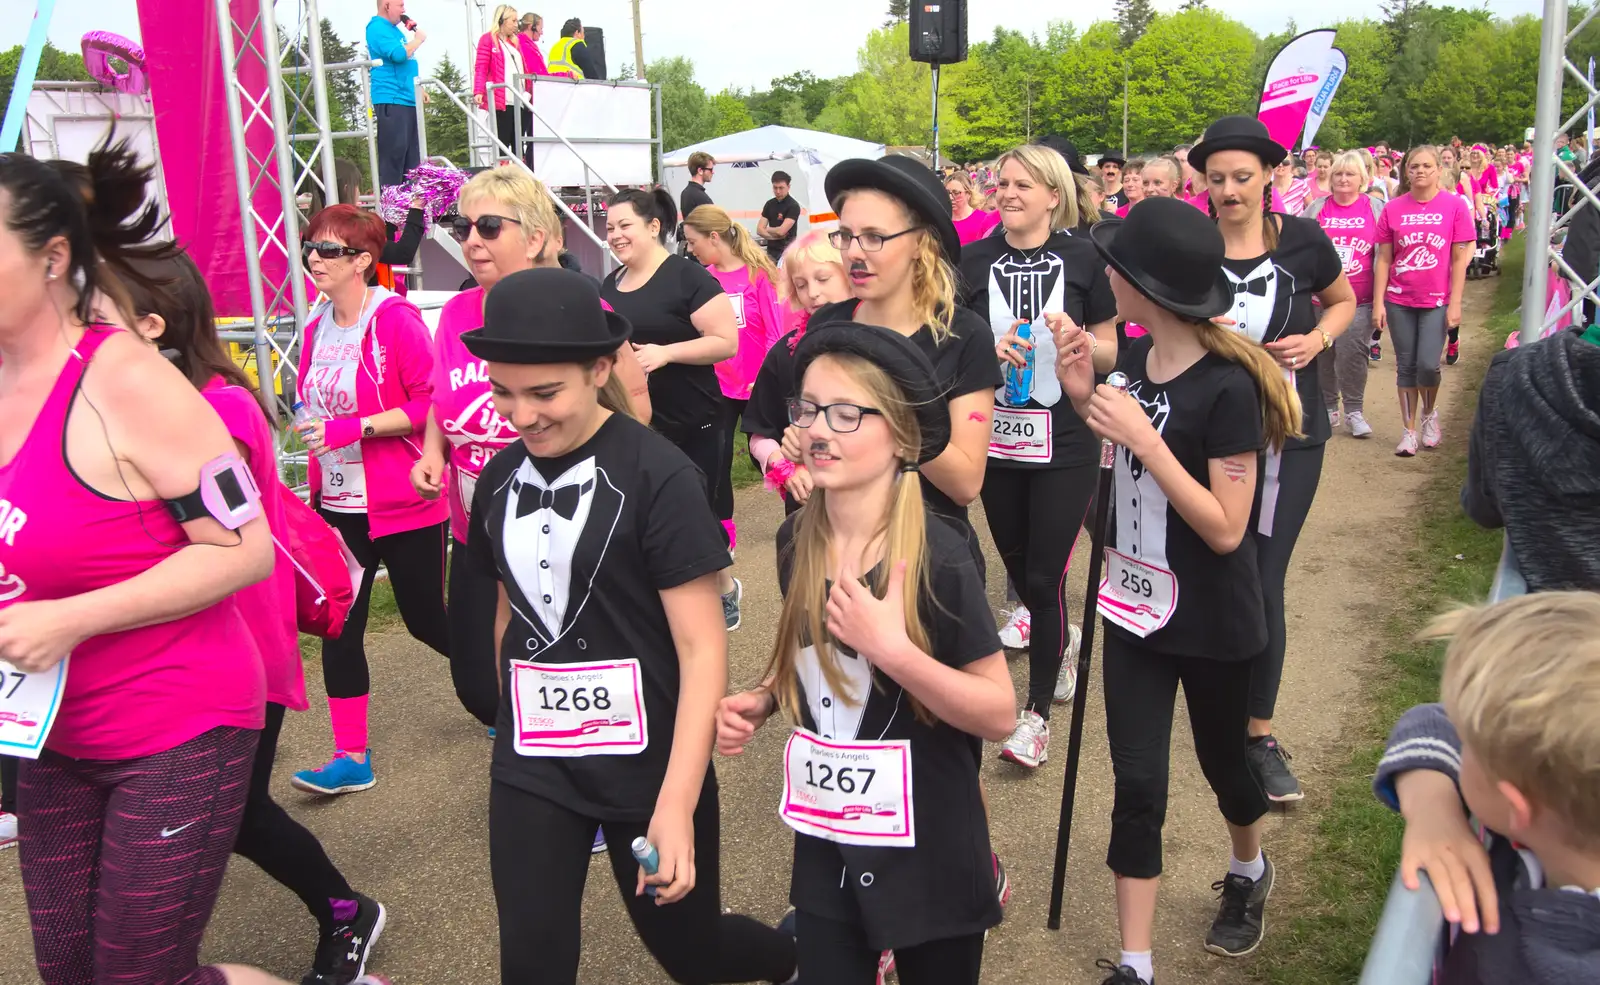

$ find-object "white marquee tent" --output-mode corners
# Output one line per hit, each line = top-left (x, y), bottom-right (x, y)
(663, 126), (885, 243)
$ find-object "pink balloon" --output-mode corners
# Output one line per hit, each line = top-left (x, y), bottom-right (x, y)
(81, 31), (150, 96)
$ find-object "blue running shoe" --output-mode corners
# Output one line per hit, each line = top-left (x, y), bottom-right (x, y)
(292, 751), (376, 795)
(488, 727), (497, 739)
(592, 827), (608, 854)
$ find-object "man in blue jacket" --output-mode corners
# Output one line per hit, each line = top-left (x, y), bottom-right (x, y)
(367, 0), (427, 188)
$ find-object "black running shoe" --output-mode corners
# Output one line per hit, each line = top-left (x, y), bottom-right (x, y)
(1446, 340), (1460, 365)
(1204, 854), (1274, 957)
(303, 895), (387, 985)
(1246, 734), (1304, 802)
(1095, 958), (1153, 985)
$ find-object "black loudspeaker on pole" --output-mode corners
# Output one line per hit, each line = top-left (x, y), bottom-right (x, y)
(1046, 371), (1129, 931)
(908, 0), (968, 64)
(585, 26), (608, 81)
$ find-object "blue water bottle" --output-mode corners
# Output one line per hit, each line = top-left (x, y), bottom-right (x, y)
(1002, 319), (1036, 407)
(631, 836), (660, 897)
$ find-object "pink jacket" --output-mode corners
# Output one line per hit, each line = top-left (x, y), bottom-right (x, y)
(474, 32), (527, 110)
(517, 34), (548, 79)
(297, 288), (447, 539)
(709, 265), (785, 400)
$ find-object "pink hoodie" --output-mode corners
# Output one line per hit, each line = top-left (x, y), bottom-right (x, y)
(297, 288), (447, 539)
(709, 264), (785, 401)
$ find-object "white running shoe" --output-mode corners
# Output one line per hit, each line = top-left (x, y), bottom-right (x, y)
(1420, 411), (1442, 449)
(998, 604), (1031, 649)
(1053, 624), (1083, 704)
(999, 710), (1050, 768)
(0, 811), (16, 851)
(1346, 410), (1373, 438)
(1396, 428), (1419, 457)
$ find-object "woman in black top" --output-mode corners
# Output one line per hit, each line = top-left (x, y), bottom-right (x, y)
(959, 142), (1119, 771)
(462, 268), (795, 985)
(1057, 198), (1302, 985)
(717, 324), (1014, 985)
(599, 188), (744, 621)
(1191, 116), (1356, 803)
(798, 156), (1003, 573)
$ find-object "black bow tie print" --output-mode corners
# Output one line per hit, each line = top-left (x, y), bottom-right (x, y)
(514, 478), (594, 520)
(1233, 276), (1271, 297)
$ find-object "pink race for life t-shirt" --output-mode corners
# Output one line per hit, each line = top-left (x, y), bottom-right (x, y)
(431, 288), (519, 543)
(204, 378), (306, 711)
(1376, 191), (1476, 309)
(1314, 197), (1379, 305)
(954, 208), (1002, 245)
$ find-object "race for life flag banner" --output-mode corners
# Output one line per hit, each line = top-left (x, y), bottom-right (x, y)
(1257, 29), (1338, 153)
(1300, 47), (1348, 152)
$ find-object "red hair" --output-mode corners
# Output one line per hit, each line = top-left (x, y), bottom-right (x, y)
(305, 204), (387, 259)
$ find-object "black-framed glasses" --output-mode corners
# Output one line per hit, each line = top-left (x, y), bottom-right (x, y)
(827, 228), (920, 253)
(787, 398), (883, 433)
(449, 214), (523, 243)
(301, 241), (364, 262)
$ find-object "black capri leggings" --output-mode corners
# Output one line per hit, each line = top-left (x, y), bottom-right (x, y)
(980, 462), (1097, 720)
(713, 397), (747, 526)
(490, 775), (796, 984)
(1103, 632), (1269, 879)
(318, 510), (451, 699)
(660, 419), (730, 549)
(1247, 443), (1324, 722)
(234, 703), (357, 931)
(449, 537), (502, 727)
(795, 909), (984, 985)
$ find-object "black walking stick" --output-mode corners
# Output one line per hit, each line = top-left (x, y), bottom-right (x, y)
(1047, 371), (1129, 931)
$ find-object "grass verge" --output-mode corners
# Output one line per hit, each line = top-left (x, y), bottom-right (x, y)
(1253, 236), (1526, 984)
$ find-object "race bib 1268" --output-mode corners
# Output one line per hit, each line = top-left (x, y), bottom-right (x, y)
(509, 658), (648, 757)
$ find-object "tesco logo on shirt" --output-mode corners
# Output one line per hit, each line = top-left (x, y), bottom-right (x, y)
(1399, 213), (1445, 226)
(1321, 216), (1369, 229)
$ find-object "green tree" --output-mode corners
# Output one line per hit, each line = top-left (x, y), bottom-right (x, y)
(813, 23), (933, 146)
(711, 90), (757, 136)
(1124, 10), (1258, 149)
(941, 27), (1051, 160)
(1316, 20), (1394, 148)
(1036, 21), (1125, 152)
(1414, 15), (1542, 143)
(648, 56), (717, 153)
(0, 42), (91, 134)
(423, 52), (471, 166)
(885, 0), (909, 26)
(1115, 0), (1157, 47)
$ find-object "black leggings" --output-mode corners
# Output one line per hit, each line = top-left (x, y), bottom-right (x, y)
(318, 510), (450, 698)
(661, 419), (730, 549)
(494, 106), (518, 155)
(795, 909), (984, 985)
(489, 777), (795, 985)
(1102, 632), (1268, 879)
(1, 753), (15, 816)
(980, 463), (1097, 719)
(234, 703), (357, 931)
(449, 538), (501, 727)
(1247, 443), (1324, 722)
(713, 398), (747, 525)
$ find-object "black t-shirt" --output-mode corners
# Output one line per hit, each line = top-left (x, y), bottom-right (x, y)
(958, 231), (1118, 470)
(1103, 337), (1268, 658)
(776, 512), (1003, 950)
(761, 195), (803, 262)
(1105, 189), (1128, 210)
(1219, 213), (1344, 449)
(602, 254), (727, 440)
(680, 181), (713, 220)
(809, 300), (1003, 530)
(467, 414), (731, 820)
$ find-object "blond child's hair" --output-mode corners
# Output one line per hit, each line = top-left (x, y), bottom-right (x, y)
(778, 229), (845, 309)
(1421, 592), (1600, 848)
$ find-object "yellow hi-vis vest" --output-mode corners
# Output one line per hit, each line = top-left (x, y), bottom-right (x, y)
(547, 37), (585, 79)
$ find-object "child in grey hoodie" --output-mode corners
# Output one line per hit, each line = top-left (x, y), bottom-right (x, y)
(1374, 592), (1600, 984)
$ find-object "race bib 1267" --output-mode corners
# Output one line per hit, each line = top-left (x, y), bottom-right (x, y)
(779, 729), (914, 848)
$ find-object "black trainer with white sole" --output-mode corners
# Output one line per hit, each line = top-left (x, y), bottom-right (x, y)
(1246, 734), (1304, 802)
(1095, 958), (1153, 985)
(1204, 853), (1274, 957)
(303, 894), (386, 985)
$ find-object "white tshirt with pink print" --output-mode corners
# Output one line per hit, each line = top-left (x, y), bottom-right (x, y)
(1375, 192), (1476, 309)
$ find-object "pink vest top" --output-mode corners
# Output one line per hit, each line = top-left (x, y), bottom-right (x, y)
(0, 328), (265, 759)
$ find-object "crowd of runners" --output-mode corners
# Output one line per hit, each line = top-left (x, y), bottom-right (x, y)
(0, 105), (1569, 985)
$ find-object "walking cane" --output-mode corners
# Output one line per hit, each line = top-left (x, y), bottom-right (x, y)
(1047, 370), (1129, 931)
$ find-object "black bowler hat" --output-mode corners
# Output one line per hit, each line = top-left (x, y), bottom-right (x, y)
(1189, 115), (1288, 174)
(1088, 198), (1232, 320)
(461, 268), (632, 364)
(793, 323), (951, 465)
(825, 155), (960, 262)
(1098, 151), (1126, 167)
(1033, 135), (1092, 176)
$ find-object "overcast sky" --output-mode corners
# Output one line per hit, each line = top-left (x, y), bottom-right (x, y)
(9, 0), (1544, 95)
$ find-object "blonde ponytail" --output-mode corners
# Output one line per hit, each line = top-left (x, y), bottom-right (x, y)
(684, 205), (779, 286)
(909, 230), (958, 342)
(1193, 320), (1303, 450)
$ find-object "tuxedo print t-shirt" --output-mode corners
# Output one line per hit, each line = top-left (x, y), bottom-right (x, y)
(468, 414), (731, 819)
(1219, 213), (1345, 448)
(601, 254), (727, 442)
(776, 512), (1003, 950)
(1103, 337), (1268, 659)
(809, 300), (1004, 527)
(958, 231), (1117, 469)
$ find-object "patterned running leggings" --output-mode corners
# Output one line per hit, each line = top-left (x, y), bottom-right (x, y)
(18, 726), (258, 985)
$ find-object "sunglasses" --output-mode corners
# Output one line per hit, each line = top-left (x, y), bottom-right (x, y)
(449, 214), (523, 243)
(301, 241), (364, 262)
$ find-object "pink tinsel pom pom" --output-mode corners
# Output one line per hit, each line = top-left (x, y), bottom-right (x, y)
(763, 458), (798, 494)
(377, 163), (470, 230)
